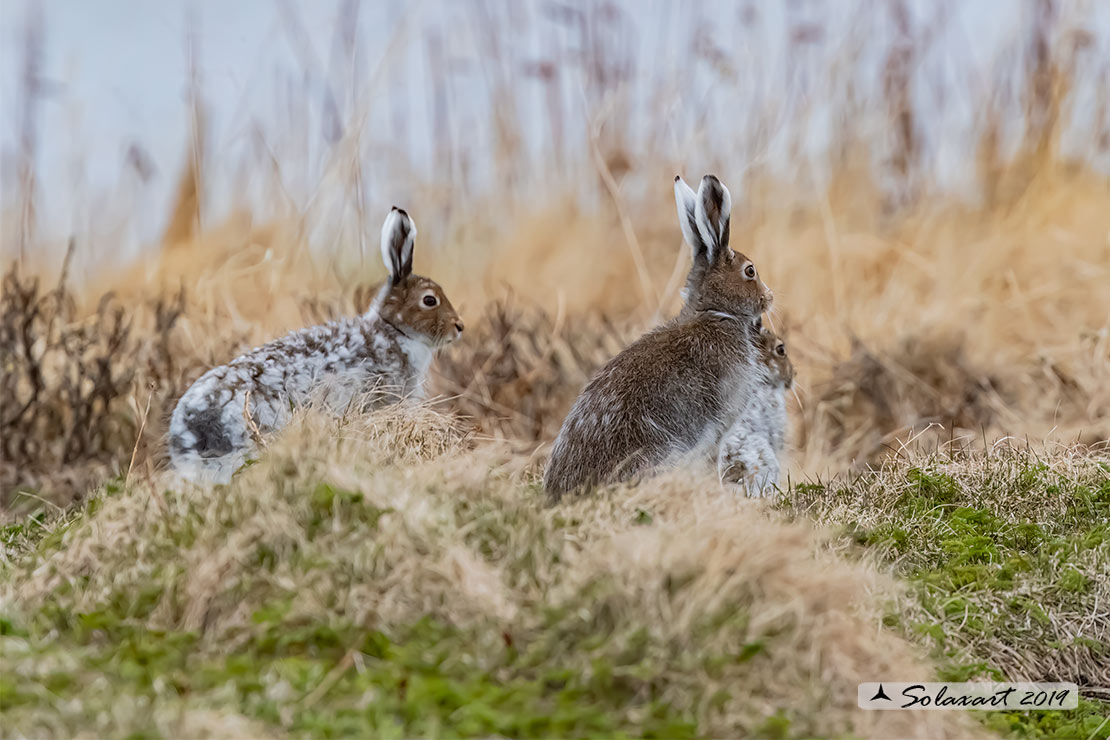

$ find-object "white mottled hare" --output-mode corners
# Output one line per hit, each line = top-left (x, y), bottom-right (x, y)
(718, 326), (794, 497)
(544, 174), (774, 499)
(169, 207), (464, 483)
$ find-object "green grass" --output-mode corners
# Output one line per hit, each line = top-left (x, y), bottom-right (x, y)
(1, 517), (792, 739)
(1, 608), (698, 739)
(781, 451), (1110, 739)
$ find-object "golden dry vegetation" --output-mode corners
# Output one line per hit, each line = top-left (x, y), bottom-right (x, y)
(5, 147), (1108, 508)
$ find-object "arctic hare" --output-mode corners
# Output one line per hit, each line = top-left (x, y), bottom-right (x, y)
(169, 207), (463, 483)
(544, 174), (773, 499)
(718, 326), (794, 496)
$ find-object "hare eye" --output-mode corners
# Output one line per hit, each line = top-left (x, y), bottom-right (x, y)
(743, 262), (756, 280)
(775, 343), (786, 356)
(422, 294), (438, 307)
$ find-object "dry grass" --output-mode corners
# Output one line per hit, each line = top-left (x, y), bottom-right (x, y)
(430, 297), (631, 444)
(3, 161), (1108, 513)
(1, 405), (990, 739)
(0, 256), (190, 509)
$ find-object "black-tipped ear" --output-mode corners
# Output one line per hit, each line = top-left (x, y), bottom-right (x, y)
(380, 206), (416, 285)
(694, 175), (732, 262)
(674, 175), (709, 264)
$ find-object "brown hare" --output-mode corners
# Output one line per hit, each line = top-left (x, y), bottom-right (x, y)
(544, 174), (773, 499)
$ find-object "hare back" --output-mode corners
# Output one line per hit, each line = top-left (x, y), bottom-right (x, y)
(545, 314), (758, 497)
(169, 315), (432, 472)
(223, 315), (432, 399)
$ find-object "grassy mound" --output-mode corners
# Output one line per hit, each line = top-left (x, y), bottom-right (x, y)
(1, 407), (986, 739)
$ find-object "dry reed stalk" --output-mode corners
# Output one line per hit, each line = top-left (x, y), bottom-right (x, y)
(243, 390), (267, 451)
(163, 9), (206, 247)
(586, 104), (658, 313)
(15, 2), (44, 264)
(300, 648), (357, 709)
(126, 383), (155, 483)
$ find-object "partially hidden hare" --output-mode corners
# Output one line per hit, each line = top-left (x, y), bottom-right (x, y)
(169, 207), (464, 483)
(717, 326), (794, 496)
(544, 174), (774, 500)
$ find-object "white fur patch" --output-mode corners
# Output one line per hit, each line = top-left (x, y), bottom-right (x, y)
(718, 363), (789, 497)
(673, 176), (701, 257)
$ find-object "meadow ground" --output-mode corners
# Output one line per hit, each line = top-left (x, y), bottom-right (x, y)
(0, 409), (1107, 738)
(3, 4), (1110, 735)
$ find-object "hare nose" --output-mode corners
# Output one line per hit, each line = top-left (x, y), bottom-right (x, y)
(454, 320), (465, 334)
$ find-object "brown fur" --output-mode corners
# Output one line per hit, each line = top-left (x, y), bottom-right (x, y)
(544, 175), (774, 499)
(378, 275), (463, 347)
(758, 327), (794, 388)
(679, 247), (772, 320)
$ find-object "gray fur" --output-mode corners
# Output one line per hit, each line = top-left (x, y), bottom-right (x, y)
(718, 327), (794, 496)
(176, 404), (236, 459)
(169, 314), (431, 483)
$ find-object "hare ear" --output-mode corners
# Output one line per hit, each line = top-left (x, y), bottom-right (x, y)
(674, 175), (709, 264)
(380, 207), (416, 285)
(694, 174), (731, 263)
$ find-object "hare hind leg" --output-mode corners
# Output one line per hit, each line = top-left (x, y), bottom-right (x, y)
(718, 432), (780, 498)
(717, 427), (757, 485)
(747, 443), (781, 498)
